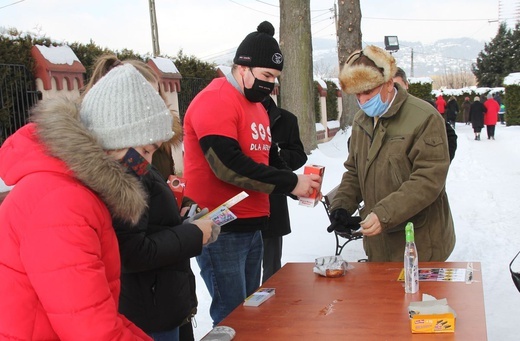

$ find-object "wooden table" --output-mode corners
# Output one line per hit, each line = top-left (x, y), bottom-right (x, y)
(218, 262), (487, 340)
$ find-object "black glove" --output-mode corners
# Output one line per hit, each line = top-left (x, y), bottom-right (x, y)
(326, 208), (362, 233)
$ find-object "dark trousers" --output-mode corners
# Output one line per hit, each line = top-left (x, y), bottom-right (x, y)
(487, 125), (496, 138)
(262, 236), (283, 283)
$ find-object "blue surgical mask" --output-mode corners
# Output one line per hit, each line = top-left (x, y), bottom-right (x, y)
(357, 85), (390, 117)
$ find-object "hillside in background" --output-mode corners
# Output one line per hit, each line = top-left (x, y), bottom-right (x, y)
(209, 37), (484, 79)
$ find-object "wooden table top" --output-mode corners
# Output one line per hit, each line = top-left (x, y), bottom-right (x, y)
(218, 262), (487, 341)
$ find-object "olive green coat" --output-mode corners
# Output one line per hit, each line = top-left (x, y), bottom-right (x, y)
(331, 85), (455, 262)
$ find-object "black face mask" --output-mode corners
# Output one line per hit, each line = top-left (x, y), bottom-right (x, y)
(243, 68), (275, 103)
(510, 251), (520, 292)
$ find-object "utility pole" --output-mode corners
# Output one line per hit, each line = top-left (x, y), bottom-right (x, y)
(149, 0), (160, 57)
(333, 2), (339, 50)
(410, 48), (414, 77)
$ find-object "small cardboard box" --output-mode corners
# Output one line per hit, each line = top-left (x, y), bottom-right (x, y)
(167, 175), (186, 209)
(410, 313), (455, 333)
(299, 165), (325, 207)
(408, 296), (456, 333)
(243, 288), (275, 307)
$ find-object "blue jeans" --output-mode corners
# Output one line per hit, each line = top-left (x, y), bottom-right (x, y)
(196, 230), (263, 326)
(148, 327), (179, 341)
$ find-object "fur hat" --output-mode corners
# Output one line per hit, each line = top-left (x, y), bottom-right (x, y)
(339, 45), (397, 94)
(233, 21), (284, 71)
(80, 63), (173, 150)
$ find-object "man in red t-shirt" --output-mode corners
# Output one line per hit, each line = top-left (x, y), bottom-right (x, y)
(183, 21), (321, 326)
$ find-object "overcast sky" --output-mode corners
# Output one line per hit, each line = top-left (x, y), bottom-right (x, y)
(1, 0), (516, 60)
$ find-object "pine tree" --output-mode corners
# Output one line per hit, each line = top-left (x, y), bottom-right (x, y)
(473, 23), (512, 87)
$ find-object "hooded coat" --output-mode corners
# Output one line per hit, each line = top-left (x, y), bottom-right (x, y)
(484, 98), (500, 126)
(446, 97), (459, 122)
(114, 165), (203, 333)
(436, 95), (446, 115)
(0, 99), (151, 340)
(331, 86), (455, 262)
(470, 100), (486, 130)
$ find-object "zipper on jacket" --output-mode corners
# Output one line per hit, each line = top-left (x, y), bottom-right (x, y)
(151, 279), (157, 306)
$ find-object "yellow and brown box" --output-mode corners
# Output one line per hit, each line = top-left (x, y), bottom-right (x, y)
(410, 313), (455, 333)
(298, 164), (325, 207)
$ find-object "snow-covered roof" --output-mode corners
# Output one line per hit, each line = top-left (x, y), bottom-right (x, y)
(408, 77), (433, 85)
(313, 76), (327, 90)
(35, 45), (79, 65)
(324, 77), (341, 90)
(151, 57), (179, 74)
(431, 86), (505, 97)
(503, 72), (520, 86)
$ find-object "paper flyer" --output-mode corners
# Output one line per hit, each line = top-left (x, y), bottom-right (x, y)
(398, 268), (467, 282)
(200, 191), (249, 227)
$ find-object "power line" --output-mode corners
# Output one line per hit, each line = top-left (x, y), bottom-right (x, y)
(363, 16), (498, 22)
(0, 0), (25, 10)
(228, 0), (276, 17)
(253, 0), (331, 12)
(254, 0), (277, 7)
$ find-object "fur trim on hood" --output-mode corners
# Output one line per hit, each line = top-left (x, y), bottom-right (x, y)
(339, 45), (397, 94)
(31, 98), (148, 225)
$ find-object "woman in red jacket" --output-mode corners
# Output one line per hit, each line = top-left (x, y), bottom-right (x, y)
(0, 64), (174, 340)
(484, 95), (500, 140)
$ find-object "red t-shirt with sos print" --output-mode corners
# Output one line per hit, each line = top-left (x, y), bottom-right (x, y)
(183, 77), (271, 218)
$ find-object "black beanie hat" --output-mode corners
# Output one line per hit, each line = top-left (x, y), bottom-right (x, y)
(233, 21), (284, 71)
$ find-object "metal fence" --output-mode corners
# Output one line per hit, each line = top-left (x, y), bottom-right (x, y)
(0, 64), (40, 145)
(177, 77), (212, 123)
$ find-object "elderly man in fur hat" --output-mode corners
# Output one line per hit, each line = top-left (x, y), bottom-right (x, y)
(327, 45), (455, 262)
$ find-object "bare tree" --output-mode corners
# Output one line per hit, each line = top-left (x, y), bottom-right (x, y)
(314, 60), (338, 79)
(279, 0), (315, 153)
(336, 0), (362, 128)
(430, 68), (477, 89)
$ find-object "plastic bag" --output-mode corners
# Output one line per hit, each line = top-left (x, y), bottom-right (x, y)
(313, 255), (349, 278)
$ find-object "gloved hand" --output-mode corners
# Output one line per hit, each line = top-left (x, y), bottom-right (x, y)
(182, 208), (221, 245)
(326, 208), (362, 233)
(182, 208), (209, 224)
(205, 222), (221, 245)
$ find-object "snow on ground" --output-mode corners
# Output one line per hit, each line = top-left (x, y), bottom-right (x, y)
(192, 122), (520, 341)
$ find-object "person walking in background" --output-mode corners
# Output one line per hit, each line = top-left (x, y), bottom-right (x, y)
(494, 92), (502, 106)
(328, 45), (455, 262)
(183, 21), (321, 326)
(0, 63), (173, 341)
(82, 57), (217, 341)
(499, 103), (506, 125)
(261, 96), (307, 283)
(446, 96), (459, 129)
(436, 94), (447, 119)
(469, 96), (486, 141)
(462, 97), (471, 125)
(393, 67), (457, 162)
(484, 94), (500, 140)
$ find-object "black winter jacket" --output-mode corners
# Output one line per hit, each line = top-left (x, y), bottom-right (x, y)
(446, 99), (459, 122)
(469, 101), (486, 129)
(262, 98), (307, 238)
(114, 166), (203, 333)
